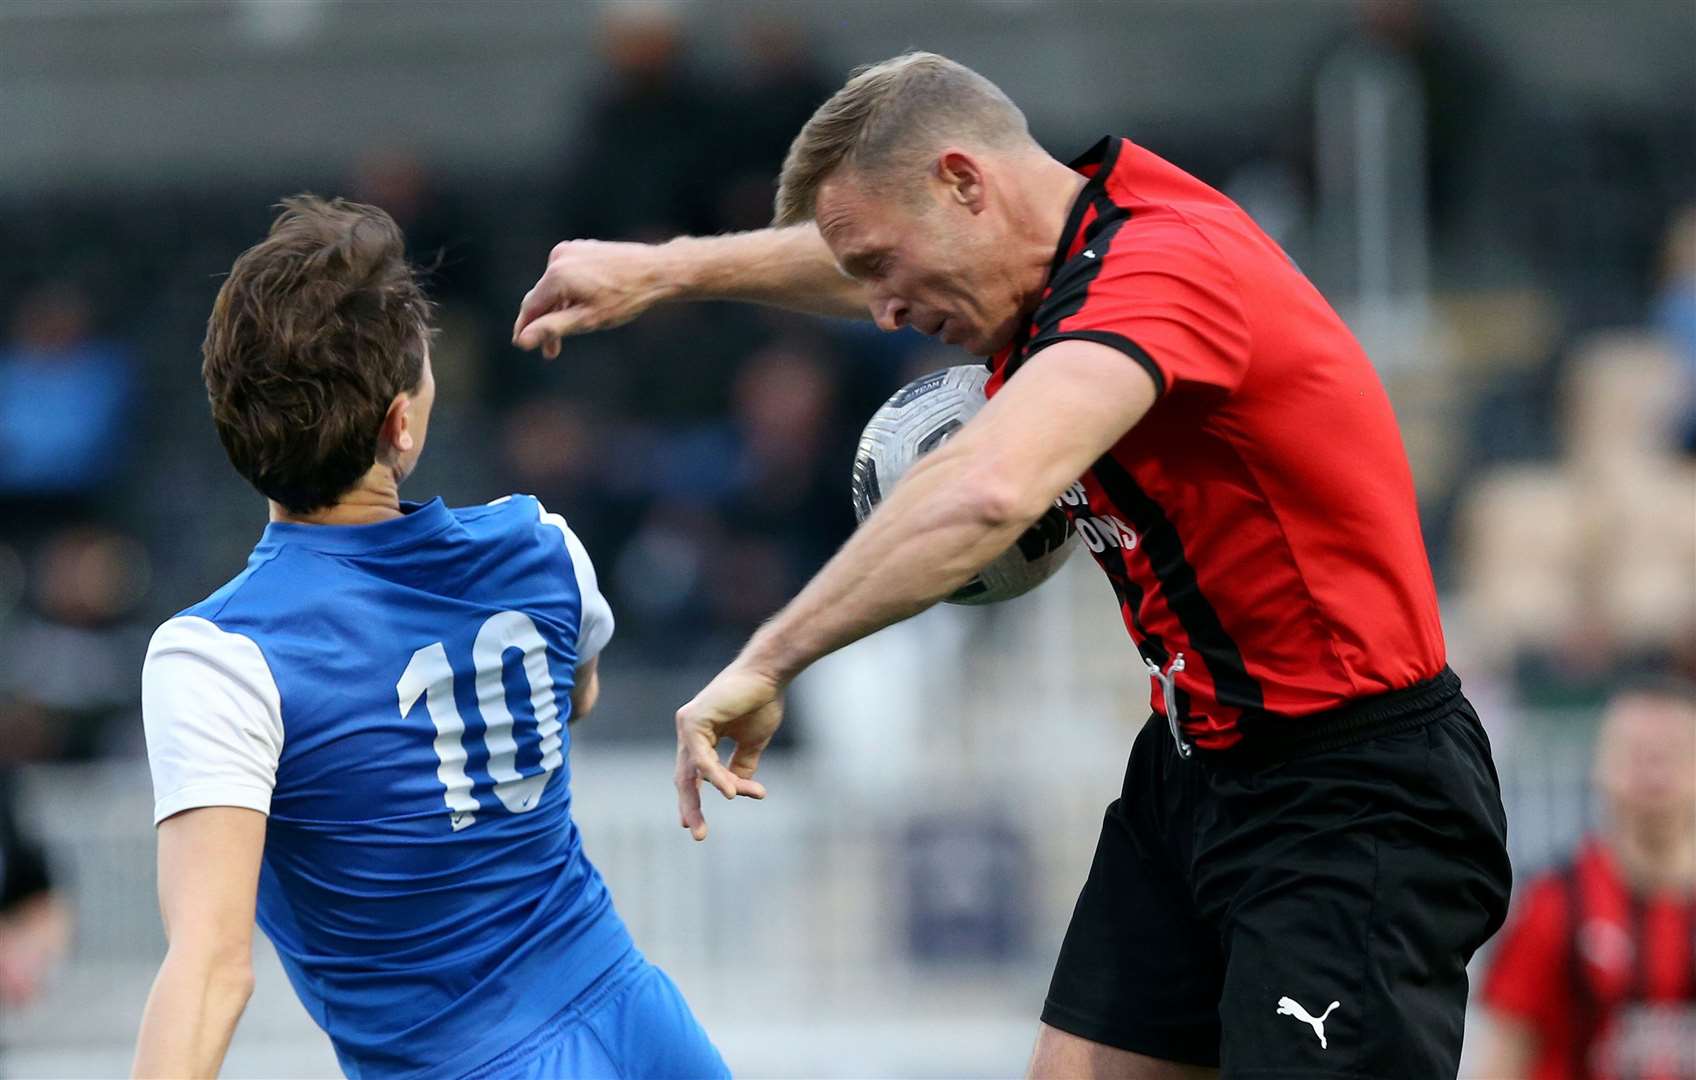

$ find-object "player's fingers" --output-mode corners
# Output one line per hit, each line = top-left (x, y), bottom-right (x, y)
(726, 744), (768, 799)
(685, 735), (739, 802)
(515, 309), (579, 352)
(674, 750), (708, 841)
(512, 278), (563, 341)
(511, 291), (536, 341)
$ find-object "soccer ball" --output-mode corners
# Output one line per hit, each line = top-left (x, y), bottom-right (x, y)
(850, 365), (1078, 605)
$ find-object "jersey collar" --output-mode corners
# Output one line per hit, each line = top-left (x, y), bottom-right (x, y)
(1049, 136), (1125, 280)
(987, 136), (1129, 380)
(257, 496), (457, 555)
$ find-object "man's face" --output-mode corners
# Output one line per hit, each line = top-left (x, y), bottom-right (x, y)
(815, 166), (1029, 358)
(1596, 692), (1696, 836)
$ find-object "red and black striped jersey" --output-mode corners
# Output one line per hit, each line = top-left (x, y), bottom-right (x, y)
(1483, 838), (1696, 1080)
(985, 136), (1446, 749)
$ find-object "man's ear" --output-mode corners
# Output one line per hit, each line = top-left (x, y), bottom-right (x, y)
(382, 393), (413, 454)
(935, 149), (987, 214)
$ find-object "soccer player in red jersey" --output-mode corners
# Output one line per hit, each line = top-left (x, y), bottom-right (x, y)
(514, 52), (1511, 1079)
(1480, 682), (1696, 1080)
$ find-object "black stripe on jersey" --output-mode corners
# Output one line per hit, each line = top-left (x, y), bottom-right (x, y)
(1073, 501), (1177, 682)
(1047, 138), (1122, 282)
(1027, 330), (1165, 398)
(1090, 452), (1267, 718)
(1008, 205), (1128, 381)
(1035, 208), (1126, 329)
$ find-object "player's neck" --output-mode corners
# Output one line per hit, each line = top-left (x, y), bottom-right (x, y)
(269, 464), (406, 527)
(1007, 154), (1090, 313)
(1026, 155), (1090, 260)
(1607, 817), (1696, 893)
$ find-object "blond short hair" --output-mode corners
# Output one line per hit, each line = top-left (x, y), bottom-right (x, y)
(772, 51), (1033, 227)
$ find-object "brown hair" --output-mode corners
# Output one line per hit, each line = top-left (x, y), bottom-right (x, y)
(202, 195), (431, 514)
(773, 51), (1032, 227)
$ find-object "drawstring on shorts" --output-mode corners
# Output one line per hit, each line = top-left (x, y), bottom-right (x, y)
(1144, 652), (1191, 759)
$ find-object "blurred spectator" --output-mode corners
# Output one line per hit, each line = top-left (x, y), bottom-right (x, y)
(0, 526), (151, 760)
(500, 397), (615, 532)
(0, 769), (70, 1010)
(606, 339), (856, 654)
(697, 342), (854, 633)
(1651, 204), (1696, 454)
(351, 148), (486, 308)
(559, 3), (726, 240)
(0, 283), (135, 542)
(1479, 679), (1696, 1079)
(713, 19), (832, 231)
(1308, 0), (1495, 238)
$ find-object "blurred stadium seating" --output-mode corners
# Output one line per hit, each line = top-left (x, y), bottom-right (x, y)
(1, 1), (1691, 1075)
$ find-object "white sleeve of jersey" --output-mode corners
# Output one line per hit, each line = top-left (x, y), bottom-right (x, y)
(536, 502), (615, 665)
(141, 615), (284, 825)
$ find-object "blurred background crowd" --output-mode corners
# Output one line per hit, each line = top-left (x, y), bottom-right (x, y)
(0, 1), (1692, 1076)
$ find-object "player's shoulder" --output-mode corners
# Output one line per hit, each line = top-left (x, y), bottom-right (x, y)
(147, 550), (290, 671)
(457, 493), (581, 543)
(143, 610), (276, 690)
(460, 492), (541, 518)
(154, 543), (297, 648)
(458, 493), (598, 574)
(1103, 206), (1233, 274)
(1036, 211), (1236, 335)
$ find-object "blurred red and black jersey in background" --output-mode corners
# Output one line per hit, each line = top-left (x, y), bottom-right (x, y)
(1484, 838), (1696, 1080)
(986, 136), (1445, 750)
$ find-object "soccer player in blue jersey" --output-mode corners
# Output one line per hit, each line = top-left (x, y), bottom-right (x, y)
(131, 197), (731, 1079)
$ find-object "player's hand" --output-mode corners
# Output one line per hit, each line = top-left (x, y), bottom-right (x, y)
(673, 662), (781, 842)
(512, 240), (679, 359)
(0, 895), (69, 1007)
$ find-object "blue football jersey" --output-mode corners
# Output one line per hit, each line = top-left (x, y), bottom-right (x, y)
(141, 496), (634, 1079)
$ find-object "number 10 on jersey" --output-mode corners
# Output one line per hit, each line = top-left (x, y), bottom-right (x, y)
(396, 610), (565, 831)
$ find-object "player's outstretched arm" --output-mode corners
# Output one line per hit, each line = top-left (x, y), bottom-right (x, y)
(132, 807), (266, 1080)
(513, 226), (870, 359)
(674, 339), (1158, 839)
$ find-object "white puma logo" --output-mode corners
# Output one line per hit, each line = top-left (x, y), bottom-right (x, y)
(1083, 249), (1097, 259)
(1276, 996), (1340, 1049)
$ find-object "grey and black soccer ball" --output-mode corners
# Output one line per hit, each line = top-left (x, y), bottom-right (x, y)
(850, 365), (1078, 606)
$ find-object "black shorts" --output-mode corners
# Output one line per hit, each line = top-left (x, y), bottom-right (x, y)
(1042, 668), (1511, 1079)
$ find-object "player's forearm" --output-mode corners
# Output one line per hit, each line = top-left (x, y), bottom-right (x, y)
(663, 227), (869, 320)
(132, 947), (253, 1079)
(743, 445), (1042, 684)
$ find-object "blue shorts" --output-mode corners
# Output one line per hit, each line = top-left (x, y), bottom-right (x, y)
(462, 949), (729, 1079)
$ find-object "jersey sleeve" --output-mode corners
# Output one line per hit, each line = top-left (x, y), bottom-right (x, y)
(1025, 220), (1251, 396)
(141, 616), (284, 825)
(1480, 875), (1568, 1028)
(535, 501), (615, 665)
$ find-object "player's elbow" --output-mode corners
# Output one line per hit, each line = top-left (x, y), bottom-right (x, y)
(165, 922), (256, 988)
(569, 660), (601, 723)
(958, 466), (1048, 532)
(570, 681), (599, 722)
(218, 961), (256, 1006)
(164, 941), (256, 1005)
